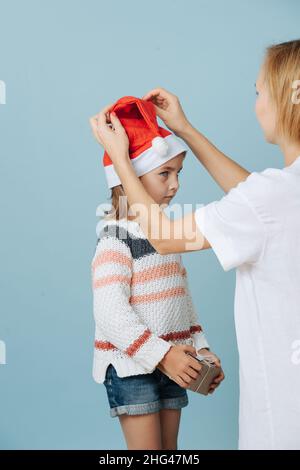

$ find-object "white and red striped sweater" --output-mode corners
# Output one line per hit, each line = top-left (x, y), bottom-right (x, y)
(91, 218), (209, 383)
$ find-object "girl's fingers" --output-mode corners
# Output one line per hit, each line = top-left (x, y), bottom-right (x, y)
(89, 115), (99, 132)
(89, 114), (98, 122)
(180, 372), (192, 385)
(89, 117), (102, 144)
(186, 366), (200, 380)
(89, 103), (112, 126)
(209, 383), (218, 391)
(211, 373), (224, 386)
(173, 376), (187, 389)
(89, 116), (96, 129)
(100, 103), (114, 116)
(97, 109), (110, 130)
(110, 112), (125, 132)
(213, 377), (222, 384)
(102, 103), (114, 123)
(215, 372), (225, 383)
(206, 353), (221, 368)
(95, 103), (114, 130)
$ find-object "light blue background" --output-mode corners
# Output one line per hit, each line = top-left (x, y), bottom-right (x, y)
(0, 0), (299, 450)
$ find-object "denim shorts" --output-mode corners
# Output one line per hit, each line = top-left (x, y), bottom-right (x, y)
(103, 364), (189, 418)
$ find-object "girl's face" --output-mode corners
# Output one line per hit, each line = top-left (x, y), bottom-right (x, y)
(139, 153), (185, 206)
(255, 66), (278, 144)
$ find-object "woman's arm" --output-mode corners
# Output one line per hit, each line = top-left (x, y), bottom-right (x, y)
(179, 125), (250, 193)
(143, 88), (250, 193)
(114, 157), (210, 254)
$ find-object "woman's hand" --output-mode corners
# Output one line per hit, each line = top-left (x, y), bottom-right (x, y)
(197, 348), (225, 394)
(89, 104), (130, 167)
(143, 87), (192, 136)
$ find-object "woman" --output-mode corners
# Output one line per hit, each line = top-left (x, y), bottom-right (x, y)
(90, 39), (300, 450)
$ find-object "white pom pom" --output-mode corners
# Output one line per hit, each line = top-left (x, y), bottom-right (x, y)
(152, 137), (168, 157)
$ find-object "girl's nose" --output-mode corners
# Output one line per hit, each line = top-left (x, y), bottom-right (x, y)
(169, 178), (179, 191)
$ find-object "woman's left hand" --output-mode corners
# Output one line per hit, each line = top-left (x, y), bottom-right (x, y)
(89, 105), (130, 166)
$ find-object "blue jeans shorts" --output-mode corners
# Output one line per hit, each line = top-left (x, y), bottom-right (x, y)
(103, 364), (189, 418)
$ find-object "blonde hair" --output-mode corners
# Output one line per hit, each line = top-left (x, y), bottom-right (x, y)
(105, 185), (130, 221)
(263, 39), (300, 143)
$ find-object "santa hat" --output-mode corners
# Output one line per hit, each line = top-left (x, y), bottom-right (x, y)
(103, 96), (188, 188)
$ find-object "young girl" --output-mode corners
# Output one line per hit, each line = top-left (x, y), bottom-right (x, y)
(91, 96), (224, 450)
(91, 40), (300, 450)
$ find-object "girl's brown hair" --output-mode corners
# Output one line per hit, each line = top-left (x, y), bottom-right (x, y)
(263, 39), (300, 143)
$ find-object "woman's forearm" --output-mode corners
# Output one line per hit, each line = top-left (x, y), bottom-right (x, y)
(179, 125), (250, 193)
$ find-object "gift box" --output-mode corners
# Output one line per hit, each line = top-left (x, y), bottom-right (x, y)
(185, 353), (221, 395)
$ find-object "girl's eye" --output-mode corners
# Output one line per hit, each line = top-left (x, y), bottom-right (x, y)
(256, 91), (259, 96)
(159, 171), (169, 177)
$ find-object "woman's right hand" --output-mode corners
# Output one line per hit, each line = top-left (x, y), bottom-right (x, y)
(157, 344), (202, 388)
(142, 87), (192, 137)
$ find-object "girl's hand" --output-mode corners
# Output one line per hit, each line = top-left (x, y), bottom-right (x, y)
(89, 105), (130, 167)
(197, 348), (225, 394)
(142, 87), (192, 136)
(158, 344), (203, 389)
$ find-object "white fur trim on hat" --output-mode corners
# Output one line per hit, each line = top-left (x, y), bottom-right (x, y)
(104, 134), (188, 188)
(151, 136), (169, 157)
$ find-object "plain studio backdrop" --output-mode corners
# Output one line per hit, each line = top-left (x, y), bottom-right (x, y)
(0, 0), (299, 450)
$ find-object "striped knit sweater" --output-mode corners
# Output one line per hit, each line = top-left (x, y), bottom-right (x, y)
(91, 218), (209, 383)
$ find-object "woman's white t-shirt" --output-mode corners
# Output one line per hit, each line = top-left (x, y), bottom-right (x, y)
(195, 156), (300, 450)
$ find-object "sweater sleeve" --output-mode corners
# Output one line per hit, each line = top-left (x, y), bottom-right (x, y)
(180, 259), (210, 351)
(91, 235), (172, 372)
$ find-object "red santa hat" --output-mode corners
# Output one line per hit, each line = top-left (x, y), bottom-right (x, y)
(103, 96), (188, 188)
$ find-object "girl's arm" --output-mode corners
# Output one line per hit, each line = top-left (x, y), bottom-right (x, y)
(143, 87), (250, 193)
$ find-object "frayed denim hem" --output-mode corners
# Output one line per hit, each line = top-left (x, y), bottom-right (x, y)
(110, 395), (189, 418)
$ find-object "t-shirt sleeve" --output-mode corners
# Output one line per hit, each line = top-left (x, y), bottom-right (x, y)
(194, 178), (266, 271)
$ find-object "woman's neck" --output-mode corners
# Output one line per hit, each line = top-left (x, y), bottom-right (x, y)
(280, 139), (300, 167)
